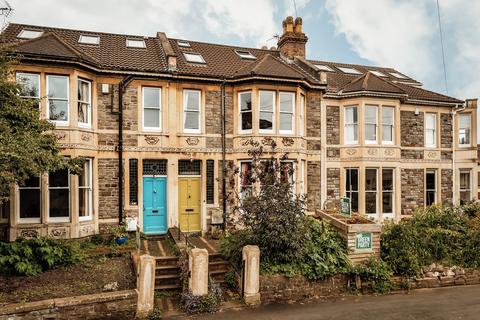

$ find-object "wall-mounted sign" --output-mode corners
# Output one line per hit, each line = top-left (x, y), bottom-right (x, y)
(340, 197), (351, 216)
(355, 232), (372, 251)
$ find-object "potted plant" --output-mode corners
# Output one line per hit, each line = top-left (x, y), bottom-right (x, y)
(112, 224), (129, 245)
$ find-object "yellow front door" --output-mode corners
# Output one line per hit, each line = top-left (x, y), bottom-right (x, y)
(179, 177), (201, 232)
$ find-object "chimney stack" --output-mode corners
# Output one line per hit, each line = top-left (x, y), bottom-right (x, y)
(277, 16), (308, 59)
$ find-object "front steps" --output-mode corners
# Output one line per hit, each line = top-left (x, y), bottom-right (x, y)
(155, 256), (181, 290)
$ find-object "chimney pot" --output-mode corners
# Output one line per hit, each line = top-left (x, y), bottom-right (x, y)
(261, 45), (268, 50)
(294, 17), (303, 33)
(277, 16), (308, 58)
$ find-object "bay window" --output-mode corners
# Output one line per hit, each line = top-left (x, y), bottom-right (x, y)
(16, 72), (40, 104)
(425, 170), (436, 206)
(19, 176), (41, 223)
(78, 79), (91, 127)
(459, 170), (471, 204)
(345, 168), (359, 212)
(0, 200), (9, 222)
(280, 161), (295, 193)
(48, 169), (70, 221)
(183, 89), (201, 133)
(299, 94), (305, 136)
(382, 106), (394, 144)
(259, 91), (275, 132)
(239, 92), (252, 132)
(142, 87), (162, 130)
(239, 161), (252, 199)
(425, 113), (436, 148)
(279, 92), (294, 134)
(365, 105), (378, 144)
(382, 169), (394, 218)
(79, 159), (93, 220)
(365, 168), (378, 217)
(458, 113), (471, 146)
(47, 75), (69, 124)
(344, 106), (358, 144)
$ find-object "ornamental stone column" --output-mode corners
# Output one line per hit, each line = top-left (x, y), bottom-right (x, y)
(242, 245), (261, 305)
(136, 254), (155, 317)
(189, 248), (209, 295)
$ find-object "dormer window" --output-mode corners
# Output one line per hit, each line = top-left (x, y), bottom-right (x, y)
(337, 66), (362, 75)
(79, 35), (100, 45)
(369, 70), (387, 77)
(177, 40), (191, 47)
(17, 29), (43, 39)
(235, 50), (256, 60)
(389, 72), (407, 79)
(126, 39), (146, 48)
(314, 64), (334, 72)
(184, 53), (206, 64)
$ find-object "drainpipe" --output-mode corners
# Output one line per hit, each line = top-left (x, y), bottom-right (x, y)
(221, 79), (227, 230)
(118, 75), (134, 225)
(451, 102), (467, 205)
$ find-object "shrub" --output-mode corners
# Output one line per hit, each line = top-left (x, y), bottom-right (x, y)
(144, 308), (162, 320)
(351, 257), (393, 294)
(0, 237), (83, 276)
(223, 270), (238, 289)
(181, 279), (222, 314)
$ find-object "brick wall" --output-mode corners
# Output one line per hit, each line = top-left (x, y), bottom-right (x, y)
(326, 168), (340, 201)
(401, 168), (424, 215)
(326, 106), (340, 145)
(98, 159), (121, 221)
(440, 113), (452, 148)
(401, 111), (424, 147)
(441, 169), (453, 205)
(306, 161), (321, 210)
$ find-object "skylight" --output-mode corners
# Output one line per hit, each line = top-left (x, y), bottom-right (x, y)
(337, 66), (362, 75)
(389, 72), (407, 79)
(369, 70), (387, 77)
(126, 39), (146, 48)
(177, 40), (191, 47)
(235, 50), (256, 60)
(79, 35), (100, 45)
(184, 53), (206, 64)
(17, 29), (43, 39)
(314, 64), (334, 72)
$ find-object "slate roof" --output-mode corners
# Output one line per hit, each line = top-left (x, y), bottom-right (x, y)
(0, 22), (463, 105)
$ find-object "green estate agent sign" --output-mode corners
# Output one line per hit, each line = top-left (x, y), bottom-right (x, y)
(340, 197), (351, 216)
(355, 232), (372, 251)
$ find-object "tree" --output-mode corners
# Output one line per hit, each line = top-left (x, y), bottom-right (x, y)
(0, 50), (83, 203)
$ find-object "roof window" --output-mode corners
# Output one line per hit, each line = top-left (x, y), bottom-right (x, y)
(79, 35), (100, 45)
(314, 64), (334, 72)
(389, 72), (407, 79)
(177, 40), (191, 47)
(235, 50), (256, 60)
(369, 70), (387, 77)
(337, 66), (362, 75)
(183, 53), (206, 64)
(126, 38), (146, 48)
(17, 29), (43, 39)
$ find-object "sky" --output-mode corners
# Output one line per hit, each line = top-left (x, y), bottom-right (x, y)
(5, 0), (479, 134)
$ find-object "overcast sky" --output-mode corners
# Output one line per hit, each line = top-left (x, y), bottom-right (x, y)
(6, 0), (479, 127)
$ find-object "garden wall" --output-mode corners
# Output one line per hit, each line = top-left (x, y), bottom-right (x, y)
(394, 269), (480, 290)
(259, 274), (349, 304)
(0, 290), (137, 320)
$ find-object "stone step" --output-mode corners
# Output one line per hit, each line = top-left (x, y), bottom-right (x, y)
(155, 256), (179, 267)
(209, 260), (229, 272)
(208, 253), (224, 263)
(155, 265), (181, 276)
(155, 284), (182, 291)
(155, 275), (181, 287)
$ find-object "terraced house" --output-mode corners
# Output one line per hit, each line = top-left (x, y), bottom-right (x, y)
(0, 16), (477, 241)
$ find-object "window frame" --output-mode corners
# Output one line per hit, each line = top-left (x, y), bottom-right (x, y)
(258, 90), (275, 133)
(183, 53), (206, 64)
(238, 160), (253, 201)
(365, 168), (379, 218)
(78, 159), (93, 221)
(183, 89), (201, 134)
(299, 94), (305, 136)
(365, 105), (378, 144)
(17, 29), (43, 39)
(142, 86), (162, 131)
(238, 91), (253, 134)
(48, 169), (71, 223)
(279, 91), (295, 134)
(425, 113), (437, 148)
(381, 168), (394, 219)
(16, 72), (40, 99)
(300, 160), (305, 196)
(459, 169), (472, 204)
(458, 113), (471, 147)
(344, 106), (358, 144)
(0, 200), (9, 223)
(46, 75), (70, 126)
(17, 177), (42, 224)
(235, 50), (256, 60)
(77, 78), (92, 128)
(345, 168), (359, 213)
(381, 106), (394, 145)
(126, 39), (146, 48)
(425, 169), (437, 207)
(78, 35), (100, 45)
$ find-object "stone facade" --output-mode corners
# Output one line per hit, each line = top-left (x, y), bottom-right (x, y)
(401, 149), (424, 160)
(98, 159), (121, 222)
(97, 83), (119, 130)
(401, 168), (424, 215)
(441, 169), (453, 205)
(205, 90), (221, 135)
(306, 92), (321, 139)
(440, 113), (452, 148)
(326, 147), (340, 158)
(326, 106), (340, 145)
(306, 162), (321, 210)
(326, 168), (340, 201)
(401, 111), (424, 147)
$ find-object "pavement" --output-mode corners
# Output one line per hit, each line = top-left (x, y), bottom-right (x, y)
(175, 285), (480, 320)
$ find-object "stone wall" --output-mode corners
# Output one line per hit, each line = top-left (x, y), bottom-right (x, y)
(401, 149), (423, 159)
(401, 168), (424, 215)
(205, 89), (233, 135)
(393, 269), (480, 291)
(97, 83), (119, 131)
(441, 169), (453, 205)
(306, 91), (321, 139)
(401, 111), (424, 147)
(440, 113), (452, 148)
(260, 274), (349, 304)
(326, 168), (340, 201)
(327, 147), (340, 158)
(0, 290), (137, 320)
(326, 106), (340, 145)
(306, 162), (321, 211)
(98, 159), (121, 223)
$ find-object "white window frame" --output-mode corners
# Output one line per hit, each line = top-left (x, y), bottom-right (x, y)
(344, 106), (358, 144)
(183, 53), (206, 64)
(382, 106), (394, 145)
(235, 50), (256, 60)
(300, 160), (305, 196)
(177, 40), (191, 47)
(280, 160), (296, 194)
(381, 168), (394, 219)
(459, 169), (472, 204)
(46, 75), (70, 126)
(337, 66), (361, 74)
(142, 87), (162, 131)
(78, 35), (100, 45)
(48, 169), (71, 223)
(365, 105), (378, 144)
(369, 70), (387, 77)
(279, 92), (295, 134)
(17, 29), (43, 39)
(16, 72), (41, 108)
(299, 94), (305, 136)
(183, 89), (201, 134)
(126, 39), (146, 48)
(77, 79), (92, 128)
(365, 168), (379, 218)
(238, 91), (253, 134)
(314, 64), (334, 72)
(258, 90), (275, 133)
(458, 113), (471, 147)
(238, 161), (253, 201)
(425, 113), (437, 148)
(345, 168), (359, 213)
(79, 159), (93, 221)
(17, 178), (41, 224)
(425, 169), (437, 207)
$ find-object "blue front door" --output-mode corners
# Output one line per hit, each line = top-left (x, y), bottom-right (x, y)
(143, 177), (167, 234)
